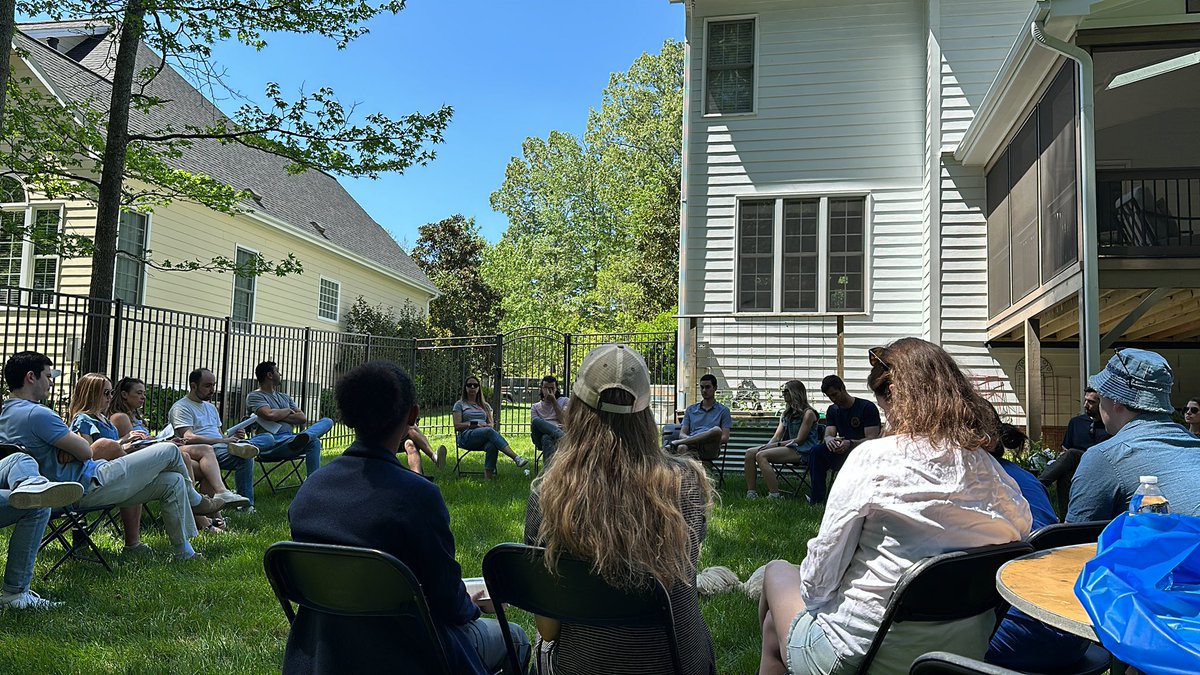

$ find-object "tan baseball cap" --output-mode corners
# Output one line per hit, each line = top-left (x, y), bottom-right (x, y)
(573, 344), (651, 414)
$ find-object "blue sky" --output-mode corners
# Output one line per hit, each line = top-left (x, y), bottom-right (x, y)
(204, 1), (684, 245)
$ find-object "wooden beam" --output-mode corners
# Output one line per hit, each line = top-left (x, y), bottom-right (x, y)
(1135, 308), (1200, 341)
(1124, 298), (1200, 340)
(1025, 318), (1042, 443)
(1100, 287), (1173, 350)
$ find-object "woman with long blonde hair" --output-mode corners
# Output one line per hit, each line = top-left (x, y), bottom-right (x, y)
(756, 338), (1032, 675)
(453, 374), (526, 479)
(524, 344), (716, 674)
(743, 379), (820, 500)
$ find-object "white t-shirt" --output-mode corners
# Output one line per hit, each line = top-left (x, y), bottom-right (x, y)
(168, 396), (223, 438)
(799, 434), (1033, 667)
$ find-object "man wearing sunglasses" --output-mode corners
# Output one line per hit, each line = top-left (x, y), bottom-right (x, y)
(1038, 387), (1109, 516)
(1067, 349), (1200, 522)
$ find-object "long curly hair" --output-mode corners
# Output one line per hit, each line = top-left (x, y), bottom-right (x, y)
(68, 372), (112, 421)
(867, 337), (998, 451)
(532, 388), (713, 590)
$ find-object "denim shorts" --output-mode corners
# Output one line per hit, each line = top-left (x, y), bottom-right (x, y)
(786, 612), (851, 675)
(788, 440), (817, 457)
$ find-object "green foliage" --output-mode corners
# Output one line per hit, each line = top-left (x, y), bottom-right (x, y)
(486, 40), (683, 333)
(411, 214), (503, 337)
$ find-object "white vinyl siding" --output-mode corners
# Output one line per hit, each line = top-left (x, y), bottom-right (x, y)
(115, 211), (149, 305)
(232, 246), (256, 327)
(705, 17), (756, 115)
(318, 277), (340, 322)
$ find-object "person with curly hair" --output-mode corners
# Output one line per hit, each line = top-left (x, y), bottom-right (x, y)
(525, 344), (716, 674)
(757, 338), (1032, 674)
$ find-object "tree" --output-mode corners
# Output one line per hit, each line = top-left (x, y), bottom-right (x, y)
(485, 40), (683, 334)
(411, 214), (503, 337)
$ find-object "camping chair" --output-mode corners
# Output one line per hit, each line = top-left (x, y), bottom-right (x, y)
(255, 455), (307, 494)
(482, 543), (684, 675)
(263, 541), (454, 675)
(37, 505), (119, 580)
(856, 540), (1035, 675)
(771, 424), (826, 499)
(910, 652), (1023, 675)
(453, 439), (486, 477)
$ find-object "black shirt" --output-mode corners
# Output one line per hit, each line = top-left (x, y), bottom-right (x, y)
(1061, 414), (1110, 451)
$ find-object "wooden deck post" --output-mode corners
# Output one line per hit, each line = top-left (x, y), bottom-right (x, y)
(1025, 318), (1042, 443)
(836, 315), (845, 379)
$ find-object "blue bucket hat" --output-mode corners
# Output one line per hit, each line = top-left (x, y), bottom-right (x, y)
(1088, 349), (1174, 414)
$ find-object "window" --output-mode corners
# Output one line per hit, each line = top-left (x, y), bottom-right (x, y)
(737, 196), (868, 314)
(231, 246), (256, 327)
(705, 18), (755, 114)
(114, 211), (149, 305)
(318, 277), (340, 321)
(0, 177), (62, 305)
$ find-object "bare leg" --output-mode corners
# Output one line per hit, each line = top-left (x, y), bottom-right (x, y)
(182, 444), (228, 494)
(408, 428), (437, 461)
(744, 445), (766, 491)
(760, 560), (808, 675)
(403, 439), (424, 474)
(757, 446), (801, 495)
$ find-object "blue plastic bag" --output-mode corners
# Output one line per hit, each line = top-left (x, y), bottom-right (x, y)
(1075, 512), (1200, 675)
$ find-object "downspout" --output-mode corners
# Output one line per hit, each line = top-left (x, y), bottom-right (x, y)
(677, 1), (693, 409)
(1031, 18), (1101, 387)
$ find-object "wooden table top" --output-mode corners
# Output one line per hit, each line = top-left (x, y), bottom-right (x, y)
(996, 543), (1098, 641)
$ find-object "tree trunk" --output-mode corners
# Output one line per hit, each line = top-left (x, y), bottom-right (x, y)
(82, 0), (145, 373)
(0, 0), (16, 138)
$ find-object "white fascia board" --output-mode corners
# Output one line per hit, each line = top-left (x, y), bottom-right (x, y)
(240, 207), (440, 300)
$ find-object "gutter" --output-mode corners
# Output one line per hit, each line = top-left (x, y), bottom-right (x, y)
(1030, 15), (1101, 383)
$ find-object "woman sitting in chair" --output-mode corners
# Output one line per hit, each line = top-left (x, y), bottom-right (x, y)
(525, 344), (716, 675)
(743, 379), (820, 500)
(757, 338), (1032, 675)
(453, 375), (527, 479)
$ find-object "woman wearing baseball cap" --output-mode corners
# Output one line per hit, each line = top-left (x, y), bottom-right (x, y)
(524, 344), (717, 674)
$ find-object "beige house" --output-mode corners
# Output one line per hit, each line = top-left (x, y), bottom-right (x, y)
(6, 20), (438, 330)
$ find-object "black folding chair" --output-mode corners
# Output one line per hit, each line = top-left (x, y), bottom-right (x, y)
(911, 651), (1023, 675)
(263, 541), (454, 675)
(255, 456), (307, 493)
(453, 439), (487, 477)
(37, 506), (118, 579)
(857, 541), (1035, 675)
(1028, 521), (1107, 551)
(482, 543), (684, 675)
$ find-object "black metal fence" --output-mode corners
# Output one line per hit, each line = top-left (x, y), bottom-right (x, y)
(0, 285), (677, 447)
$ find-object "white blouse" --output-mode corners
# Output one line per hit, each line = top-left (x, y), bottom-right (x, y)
(799, 434), (1033, 661)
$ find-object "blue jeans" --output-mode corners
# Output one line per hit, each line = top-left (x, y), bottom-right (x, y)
(247, 417), (330, 477)
(807, 443), (849, 505)
(458, 427), (511, 471)
(530, 418), (564, 465)
(0, 454), (52, 595)
(455, 617), (530, 673)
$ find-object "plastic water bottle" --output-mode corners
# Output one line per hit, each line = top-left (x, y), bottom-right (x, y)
(1130, 476), (1170, 515)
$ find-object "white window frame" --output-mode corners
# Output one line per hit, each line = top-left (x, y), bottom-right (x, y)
(230, 244), (258, 328)
(0, 177), (64, 306)
(733, 193), (873, 316)
(317, 276), (340, 323)
(702, 14), (759, 118)
(114, 210), (151, 306)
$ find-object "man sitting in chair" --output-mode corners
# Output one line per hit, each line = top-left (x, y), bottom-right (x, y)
(530, 375), (568, 466)
(169, 368), (260, 509)
(669, 374), (732, 464)
(244, 361), (331, 482)
(807, 375), (881, 506)
(284, 360), (529, 673)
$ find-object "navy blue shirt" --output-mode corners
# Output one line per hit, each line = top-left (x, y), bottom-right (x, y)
(1060, 413), (1109, 451)
(284, 441), (486, 674)
(999, 459), (1057, 529)
(824, 398), (881, 441)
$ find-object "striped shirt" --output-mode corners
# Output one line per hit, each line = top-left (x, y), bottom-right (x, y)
(524, 467), (716, 675)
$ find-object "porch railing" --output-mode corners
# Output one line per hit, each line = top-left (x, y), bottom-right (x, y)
(1097, 169), (1200, 255)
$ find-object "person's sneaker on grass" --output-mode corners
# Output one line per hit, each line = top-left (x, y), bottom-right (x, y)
(213, 490), (250, 509)
(514, 455), (529, 468)
(746, 490), (759, 500)
(0, 590), (62, 611)
(227, 442), (259, 459)
(122, 542), (153, 556)
(191, 492), (239, 515)
(766, 492), (784, 501)
(8, 477), (83, 510)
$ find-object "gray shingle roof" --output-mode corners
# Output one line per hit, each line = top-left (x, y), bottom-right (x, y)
(15, 25), (435, 293)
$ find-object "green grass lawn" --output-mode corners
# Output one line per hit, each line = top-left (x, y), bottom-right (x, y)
(0, 434), (823, 674)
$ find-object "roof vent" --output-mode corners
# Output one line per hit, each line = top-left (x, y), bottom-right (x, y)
(47, 37), (59, 51)
(310, 220), (328, 237)
(246, 187), (264, 204)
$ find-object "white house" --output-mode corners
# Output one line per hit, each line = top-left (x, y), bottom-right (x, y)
(667, 0), (1200, 442)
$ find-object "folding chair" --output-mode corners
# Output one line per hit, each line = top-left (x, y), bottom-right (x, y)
(856, 540), (1035, 675)
(37, 506), (119, 580)
(453, 440), (486, 477)
(1028, 521), (1107, 550)
(263, 541), (454, 675)
(255, 455), (307, 494)
(772, 423), (826, 499)
(910, 652), (1023, 675)
(482, 543), (684, 675)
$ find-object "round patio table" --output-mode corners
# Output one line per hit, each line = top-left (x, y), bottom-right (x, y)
(996, 542), (1098, 641)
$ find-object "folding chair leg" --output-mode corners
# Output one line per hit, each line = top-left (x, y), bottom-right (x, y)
(39, 510), (114, 580)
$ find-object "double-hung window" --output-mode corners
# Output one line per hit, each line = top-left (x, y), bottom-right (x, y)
(318, 277), (340, 322)
(737, 196), (868, 314)
(231, 246), (256, 329)
(0, 176), (62, 305)
(114, 211), (149, 305)
(705, 18), (756, 115)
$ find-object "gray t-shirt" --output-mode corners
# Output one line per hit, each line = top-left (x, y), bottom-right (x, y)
(168, 396), (222, 438)
(247, 389), (297, 434)
(453, 401), (489, 426)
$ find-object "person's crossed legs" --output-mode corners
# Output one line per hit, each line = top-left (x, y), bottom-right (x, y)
(0, 453), (84, 609)
(247, 416), (333, 479)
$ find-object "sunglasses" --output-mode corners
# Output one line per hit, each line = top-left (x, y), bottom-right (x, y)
(465, 382), (480, 389)
(103, 389), (114, 396)
(1187, 407), (1200, 414)
(868, 346), (891, 370)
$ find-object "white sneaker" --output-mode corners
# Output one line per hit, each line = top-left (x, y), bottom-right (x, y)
(227, 442), (260, 459)
(745, 490), (760, 500)
(9, 478), (83, 510)
(767, 492), (785, 501)
(514, 456), (529, 468)
(215, 490), (250, 509)
(0, 590), (63, 610)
